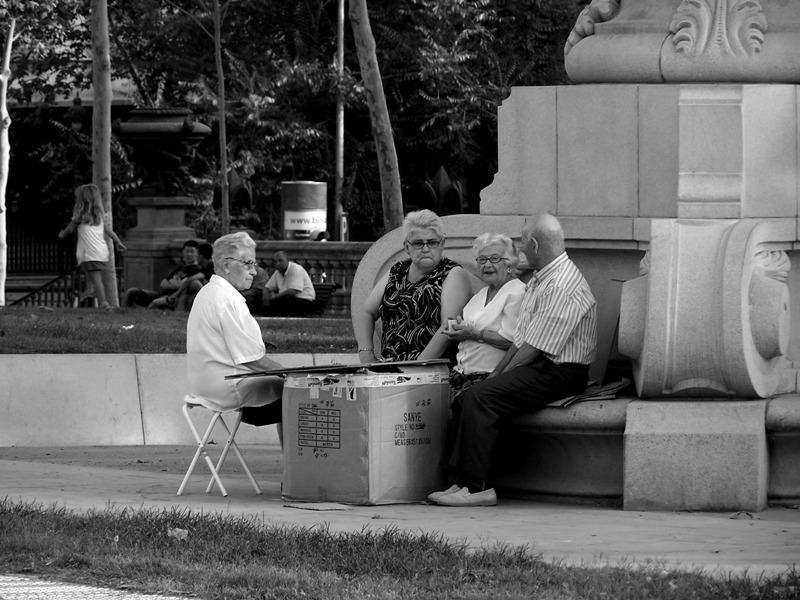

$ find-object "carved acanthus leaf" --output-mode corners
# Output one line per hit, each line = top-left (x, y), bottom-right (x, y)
(670, 0), (767, 57)
(639, 250), (650, 276)
(754, 250), (790, 283)
(671, 0), (713, 53)
(727, 0), (767, 56)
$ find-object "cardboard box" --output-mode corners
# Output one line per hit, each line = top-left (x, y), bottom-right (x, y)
(282, 363), (450, 505)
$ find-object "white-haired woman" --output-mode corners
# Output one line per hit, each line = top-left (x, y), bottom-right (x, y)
(354, 209), (473, 362)
(186, 231), (283, 429)
(442, 233), (526, 395)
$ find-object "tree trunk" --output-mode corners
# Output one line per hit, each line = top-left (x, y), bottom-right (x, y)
(92, 0), (119, 306)
(0, 19), (16, 307)
(334, 0), (345, 240)
(214, 0), (230, 235)
(348, 0), (403, 233)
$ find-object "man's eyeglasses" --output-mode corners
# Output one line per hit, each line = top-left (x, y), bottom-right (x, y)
(476, 255), (507, 265)
(226, 257), (258, 270)
(406, 239), (443, 250)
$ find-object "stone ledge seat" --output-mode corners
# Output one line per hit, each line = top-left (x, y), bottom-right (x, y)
(493, 398), (633, 502)
(491, 396), (800, 506)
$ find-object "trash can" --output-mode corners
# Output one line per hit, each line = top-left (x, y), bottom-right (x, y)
(281, 181), (327, 240)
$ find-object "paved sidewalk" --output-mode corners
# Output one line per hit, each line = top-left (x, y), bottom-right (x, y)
(1, 445), (798, 585)
(0, 574), (189, 600)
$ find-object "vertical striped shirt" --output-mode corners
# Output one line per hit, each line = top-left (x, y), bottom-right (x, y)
(514, 252), (597, 365)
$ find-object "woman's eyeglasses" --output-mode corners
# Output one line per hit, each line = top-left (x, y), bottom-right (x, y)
(226, 257), (258, 270)
(406, 239), (443, 250)
(476, 255), (507, 265)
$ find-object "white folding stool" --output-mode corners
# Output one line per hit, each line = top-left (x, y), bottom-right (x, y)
(177, 395), (262, 497)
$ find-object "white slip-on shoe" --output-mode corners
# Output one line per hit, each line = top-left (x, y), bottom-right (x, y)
(434, 487), (497, 507)
(427, 484), (461, 503)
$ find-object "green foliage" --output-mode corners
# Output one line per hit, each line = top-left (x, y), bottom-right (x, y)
(25, 119), (138, 231)
(5, 0), (586, 241)
(1, 0), (90, 104)
(372, 0), (585, 213)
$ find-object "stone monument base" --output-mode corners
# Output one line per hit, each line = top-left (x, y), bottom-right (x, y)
(624, 400), (768, 512)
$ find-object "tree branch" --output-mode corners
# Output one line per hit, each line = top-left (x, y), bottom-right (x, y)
(163, 0), (214, 40)
(220, 0), (234, 22)
(107, 12), (155, 106)
(2, 18), (16, 76)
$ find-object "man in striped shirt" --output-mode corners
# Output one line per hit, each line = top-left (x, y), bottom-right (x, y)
(431, 213), (597, 507)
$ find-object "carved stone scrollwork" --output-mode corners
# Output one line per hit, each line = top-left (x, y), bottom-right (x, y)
(619, 220), (794, 399)
(670, 0), (767, 58)
(749, 251), (790, 360)
(564, 0), (800, 83)
(564, 0), (621, 58)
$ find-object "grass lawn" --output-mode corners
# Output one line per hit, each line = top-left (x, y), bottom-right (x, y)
(0, 305), (356, 354)
(2, 498), (797, 600)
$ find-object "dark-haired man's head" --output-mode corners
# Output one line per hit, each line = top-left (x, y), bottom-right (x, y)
(182, 240), (200, 265)
(273, 251), (289, 274)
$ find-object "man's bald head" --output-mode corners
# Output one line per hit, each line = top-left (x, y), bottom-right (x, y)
(521, 213), (566, 269)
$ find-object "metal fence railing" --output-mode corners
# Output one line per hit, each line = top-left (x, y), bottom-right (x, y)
(8, 226), (76, 273)
(11, 266), (125, 308)
(11, 267), (83, 308)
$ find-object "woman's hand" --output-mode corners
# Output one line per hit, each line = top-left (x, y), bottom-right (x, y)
(441, 317), (477, 342)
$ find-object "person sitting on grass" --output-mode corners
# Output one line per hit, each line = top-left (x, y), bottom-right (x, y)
(151, 241), (215, 311)
(122, 240), (202, 309)
(259, 251), (316, 317)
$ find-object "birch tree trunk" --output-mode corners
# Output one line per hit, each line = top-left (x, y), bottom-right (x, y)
(334, 0), (345, 240)
(213, 0), (229, 235)
(92, 0), (119, 306)
(0, 19), (16, 307)
(348, 0), (403, 233)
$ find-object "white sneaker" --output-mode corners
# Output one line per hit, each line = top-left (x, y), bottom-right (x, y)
(434, 487), (497, 507)
(427, 484), (461, 503)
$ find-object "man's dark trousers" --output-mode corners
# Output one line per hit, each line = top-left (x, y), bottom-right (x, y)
(446, 354), (589, 485)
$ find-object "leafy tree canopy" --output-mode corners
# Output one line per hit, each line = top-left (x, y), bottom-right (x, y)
(1, 0), (90, 104)
(4, 0), (586, 240)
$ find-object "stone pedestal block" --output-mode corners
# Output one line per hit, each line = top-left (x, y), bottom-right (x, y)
(624, 400), (769, 511)
(481, 83), (799, 221)
(767, 396), (800, 503)
(125, 196), (196, 242)
(123, 196), (197, 290)
(676, 85), (797, 219)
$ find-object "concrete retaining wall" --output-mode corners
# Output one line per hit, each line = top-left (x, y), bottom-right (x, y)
(0, 353), (358, 447)
(3, 353), (798, 508)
